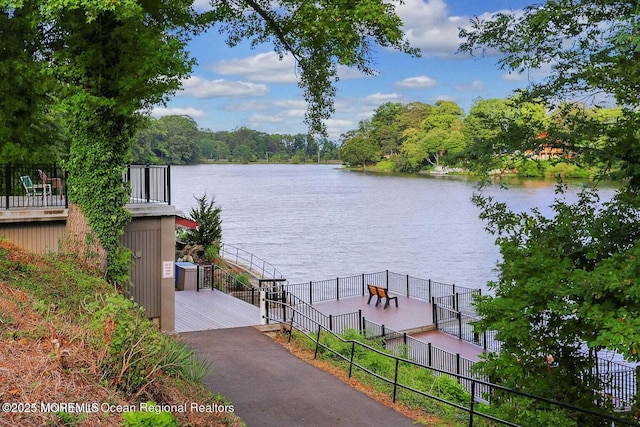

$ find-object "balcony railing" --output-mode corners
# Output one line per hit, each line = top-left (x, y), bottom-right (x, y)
(1, 163), (170, 209)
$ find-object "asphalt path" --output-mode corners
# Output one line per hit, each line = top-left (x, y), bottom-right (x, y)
(181, 327), (416, 427)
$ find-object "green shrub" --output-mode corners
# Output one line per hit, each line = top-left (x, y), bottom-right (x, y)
(121, 402), (178, 427)
(86, 294), (212, 396)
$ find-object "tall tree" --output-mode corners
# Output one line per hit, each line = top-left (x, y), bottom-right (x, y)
(3, 0), (418, 284)
(401, 100), (466, 169)
(460, 0), (640, 419)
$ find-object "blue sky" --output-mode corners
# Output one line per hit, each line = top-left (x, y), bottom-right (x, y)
(154, 0), (537, 140)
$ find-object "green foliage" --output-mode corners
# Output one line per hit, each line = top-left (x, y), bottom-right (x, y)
(472, 186), (640, 417)
(121, 403), (178, 427)
(86, 294), (213, 395)
(182, 193), (223, 251)
(54, 411), (88, 426)
(211, 0), (418, 135)
(339, 121), (381, 168)
(295, 329), (471, 425)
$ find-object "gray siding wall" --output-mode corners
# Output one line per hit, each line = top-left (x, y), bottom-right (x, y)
(0, 221), (65, 253)
(121, 219), (161, 319)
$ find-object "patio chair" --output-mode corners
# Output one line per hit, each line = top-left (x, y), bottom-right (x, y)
(38, 169), (63, 199)
(20, 175), (51, 206)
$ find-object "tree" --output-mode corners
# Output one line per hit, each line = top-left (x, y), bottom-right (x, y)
(370, 102), (403, 157)
(400, 100), (466, 169)
(339, 122), (380, 169)
(182, 194), (222, 254)
(3, 0), (417, 284)
(459, 0), (640, 418)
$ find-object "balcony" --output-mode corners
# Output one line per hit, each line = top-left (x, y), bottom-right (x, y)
(1, 163), (172, 223)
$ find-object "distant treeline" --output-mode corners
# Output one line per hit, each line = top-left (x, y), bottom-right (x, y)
(132, 115), (340, 164)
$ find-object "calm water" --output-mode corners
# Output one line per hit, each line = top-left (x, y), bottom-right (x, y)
(171, 164), (616, 291)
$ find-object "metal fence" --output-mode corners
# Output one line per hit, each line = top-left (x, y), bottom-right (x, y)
(124, 164), (171, 205)
(263, 300), (640, 427)
(284, 270), (479, 306)
(196, 264), (261, 306)
(1, 163), (68, 209)
(219, 243), (285, 279)
(2, 163), (170, 209)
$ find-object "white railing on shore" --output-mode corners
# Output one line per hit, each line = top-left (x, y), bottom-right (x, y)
(219, 243), (285, 279)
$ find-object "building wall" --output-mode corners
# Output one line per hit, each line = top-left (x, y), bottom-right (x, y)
(0, 221), (66, 253)
(0, 209), (176, 331)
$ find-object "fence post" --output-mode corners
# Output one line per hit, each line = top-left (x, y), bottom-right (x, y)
(428, 279), (432, 300)
(456, 353), (461, 384)
(432, 298), (439, 329)
(348, 341), (356, 378)
(329, 314), (333, 332)
(264, 290), (270, 324)
(386, 269), (389, 290)
(4, 164), (10, 209)
(428, 343), (432, 366)
(336, 277), (339, 300)
(469, 381), (476, 427)
(361, 273), (365, 296)
(358, 310), (363, 334)
(314, 324), (322, 359)
(281, 290), (287, 322)
(309, 281), (313, 305)
(392, 358), (400, 403)
(458, 311), (462, 339)
(455, 292), (460, 311)
(196, 265), (200, 292)
(452, 284), (456, 308)
(166, 164), (171, 205)
(406, 274), (409, 298)
(144, 163), (151, 203)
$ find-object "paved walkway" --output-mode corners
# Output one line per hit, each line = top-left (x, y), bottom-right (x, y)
(181, 327), (415, 427)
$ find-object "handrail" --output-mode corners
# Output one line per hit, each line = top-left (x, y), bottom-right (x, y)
(263, 301), (639, 427)
(219, 243), (285, 279)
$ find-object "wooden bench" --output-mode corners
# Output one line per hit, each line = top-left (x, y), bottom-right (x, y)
(367, 284), (398, 309)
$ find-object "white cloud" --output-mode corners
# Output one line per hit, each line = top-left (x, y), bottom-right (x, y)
(396, 75), (438, 88)
(396, 0), (464, 57)
(365, 92), (402, 104)
(212, 52), (298, 83)
(325, 118), (356, 139)
(454, 80), (485, 91)
(151, 107), (207, 119)
(179, 76), (269, 98)
(226, 100), (269, 112)
(250, 113), (284, 124)
(397, 0), (524, 58)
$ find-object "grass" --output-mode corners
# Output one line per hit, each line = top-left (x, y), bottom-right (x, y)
(276, 328), (477, 427)
(0, 238), (243, 427)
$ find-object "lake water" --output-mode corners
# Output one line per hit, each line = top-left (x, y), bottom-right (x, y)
(171, 164), (616, 291)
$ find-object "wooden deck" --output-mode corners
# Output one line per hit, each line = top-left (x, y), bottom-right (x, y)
(311, 294), (433, 332)
(311, 294), (487, 360)
(175, 289), (260, 333)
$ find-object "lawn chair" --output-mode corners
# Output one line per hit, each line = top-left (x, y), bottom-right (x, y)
(38, 169), (63, 199)
(20, 175), (51, 206)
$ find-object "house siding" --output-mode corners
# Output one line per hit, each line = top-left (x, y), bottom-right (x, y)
(121, 220), (161, 319)
(0, 221), (65, 253)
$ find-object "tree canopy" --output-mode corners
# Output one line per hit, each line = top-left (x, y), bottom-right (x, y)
(1, 0), (418, 282)
(458, 0), (640, 420)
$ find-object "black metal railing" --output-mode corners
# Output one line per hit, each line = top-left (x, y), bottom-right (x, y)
(219, 243), (285, 279)
(124, 164), (171, 205)
(1, 163), (68, 209)
(263, 302), (640, 427)
(2, 163), (170, 209)
(283, 270), (479, 306)
(196, 264), (260, 306)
